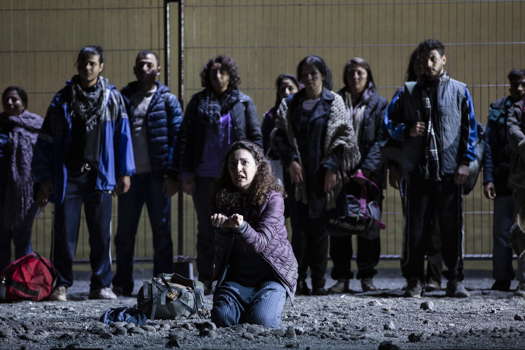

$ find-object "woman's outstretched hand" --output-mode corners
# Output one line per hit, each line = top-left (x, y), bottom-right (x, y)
(211, 213), (244, 229)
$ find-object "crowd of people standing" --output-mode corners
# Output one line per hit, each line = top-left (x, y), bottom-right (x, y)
(1, 38), (525, 328)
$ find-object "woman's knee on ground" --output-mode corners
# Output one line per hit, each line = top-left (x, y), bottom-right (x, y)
(211, 299), (240, 327)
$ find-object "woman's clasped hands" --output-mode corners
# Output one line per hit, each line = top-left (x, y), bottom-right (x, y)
(211, 213), (244, 229)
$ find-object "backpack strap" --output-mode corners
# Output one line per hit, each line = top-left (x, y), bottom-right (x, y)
(148, 282), (158, 320)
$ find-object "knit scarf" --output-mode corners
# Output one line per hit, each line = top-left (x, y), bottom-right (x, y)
(70, 75), (108, 166)
(276, 89), (361, 210)
(197, 89), (240, 128)
(1, 111), (43, 229)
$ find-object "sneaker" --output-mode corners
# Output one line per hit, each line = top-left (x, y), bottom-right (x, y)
(446, 280), (470, 298)
(112, 286), (133, 297)
(48, 286), (68, 301)
(361, 278), (377, 292)
(491, 280), (511, 292)
(89, 287), (117, 300)
(404, 279), (423, 298)
(425, 279), (441, 292)
(515, 282), (525, 297)
(328, 279), (350, 293)
(296, 280), (312, 296)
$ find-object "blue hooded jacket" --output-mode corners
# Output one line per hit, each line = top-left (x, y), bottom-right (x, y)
(32, 78), (135, 203)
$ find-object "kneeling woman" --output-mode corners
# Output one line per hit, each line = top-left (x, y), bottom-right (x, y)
(211, 141), (298, 328)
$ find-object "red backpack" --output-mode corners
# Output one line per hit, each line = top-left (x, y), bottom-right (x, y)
(0, 252), (56, 301)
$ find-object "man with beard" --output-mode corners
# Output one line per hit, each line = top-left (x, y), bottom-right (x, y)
(384, 39), (478, 298)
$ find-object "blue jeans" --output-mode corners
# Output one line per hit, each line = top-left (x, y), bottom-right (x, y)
(113, 173), (173, 293)
(212, 280), (287, 329)
(0, 203), (37, 271)
(493, 195), (515, 281)
(52, 173), (113, 289)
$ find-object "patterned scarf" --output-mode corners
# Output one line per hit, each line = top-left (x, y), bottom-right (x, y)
(1, 111), (43, 229)
(197, 89), (240, 128)
(70, 75), (108, 166)
(421, 90), (441, 181)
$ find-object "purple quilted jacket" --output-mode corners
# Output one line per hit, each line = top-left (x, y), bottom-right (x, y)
(213, 191), (298, 297)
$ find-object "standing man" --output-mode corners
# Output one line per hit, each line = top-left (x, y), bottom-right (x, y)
(112, 50), (183, 296)
(505, 69), (525, 297)
(484, 69), (525, 292)
(384, 39), (478, 298)
(33, 45), (135, 301)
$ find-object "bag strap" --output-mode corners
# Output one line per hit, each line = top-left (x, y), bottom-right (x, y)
(351, 172), (380, 192)
(169, 272), (194, 288)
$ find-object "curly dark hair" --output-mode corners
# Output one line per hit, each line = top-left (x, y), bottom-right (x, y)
(200, 55), (241, 91)
(413, 39), (445, 69)
(216, 141), (283, 207)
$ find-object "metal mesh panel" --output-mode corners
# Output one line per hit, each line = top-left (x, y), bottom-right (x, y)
(179, 0), (525, 258)
(1, 0), (525, 262)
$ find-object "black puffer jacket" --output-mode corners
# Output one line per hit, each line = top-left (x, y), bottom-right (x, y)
(121, 81), (183, 175)
(337, 88), (388, 187)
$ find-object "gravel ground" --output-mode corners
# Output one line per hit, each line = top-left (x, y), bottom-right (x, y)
(0, 269), (524, 350)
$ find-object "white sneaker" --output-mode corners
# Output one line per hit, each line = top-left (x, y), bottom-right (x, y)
(49, 286), (68, 301)
(89, 287), (117, 300)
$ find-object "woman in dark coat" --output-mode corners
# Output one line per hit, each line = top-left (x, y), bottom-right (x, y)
(273, 55), (360, 295)
(211, 141), (297, 328)
(177, 55), (262, 293)
(0, 86), (43, 270)
(262, 74), (300, 176)
(328, 57), (388, 293)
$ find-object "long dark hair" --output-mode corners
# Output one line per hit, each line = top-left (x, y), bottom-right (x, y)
(297, 55), (333, 91)
(342, 57), (376, 92)
(405, 49), (418, 81)
(216, 141), (283, 207)
(274, 74), (300, 108)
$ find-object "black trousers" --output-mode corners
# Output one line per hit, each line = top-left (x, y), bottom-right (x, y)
(401, 175), (464, 282)
(330, 233), (380, 281)
(289, 200), (329, 289)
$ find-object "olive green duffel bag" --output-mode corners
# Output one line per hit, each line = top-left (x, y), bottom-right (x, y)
(137, 273), (205, 319)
